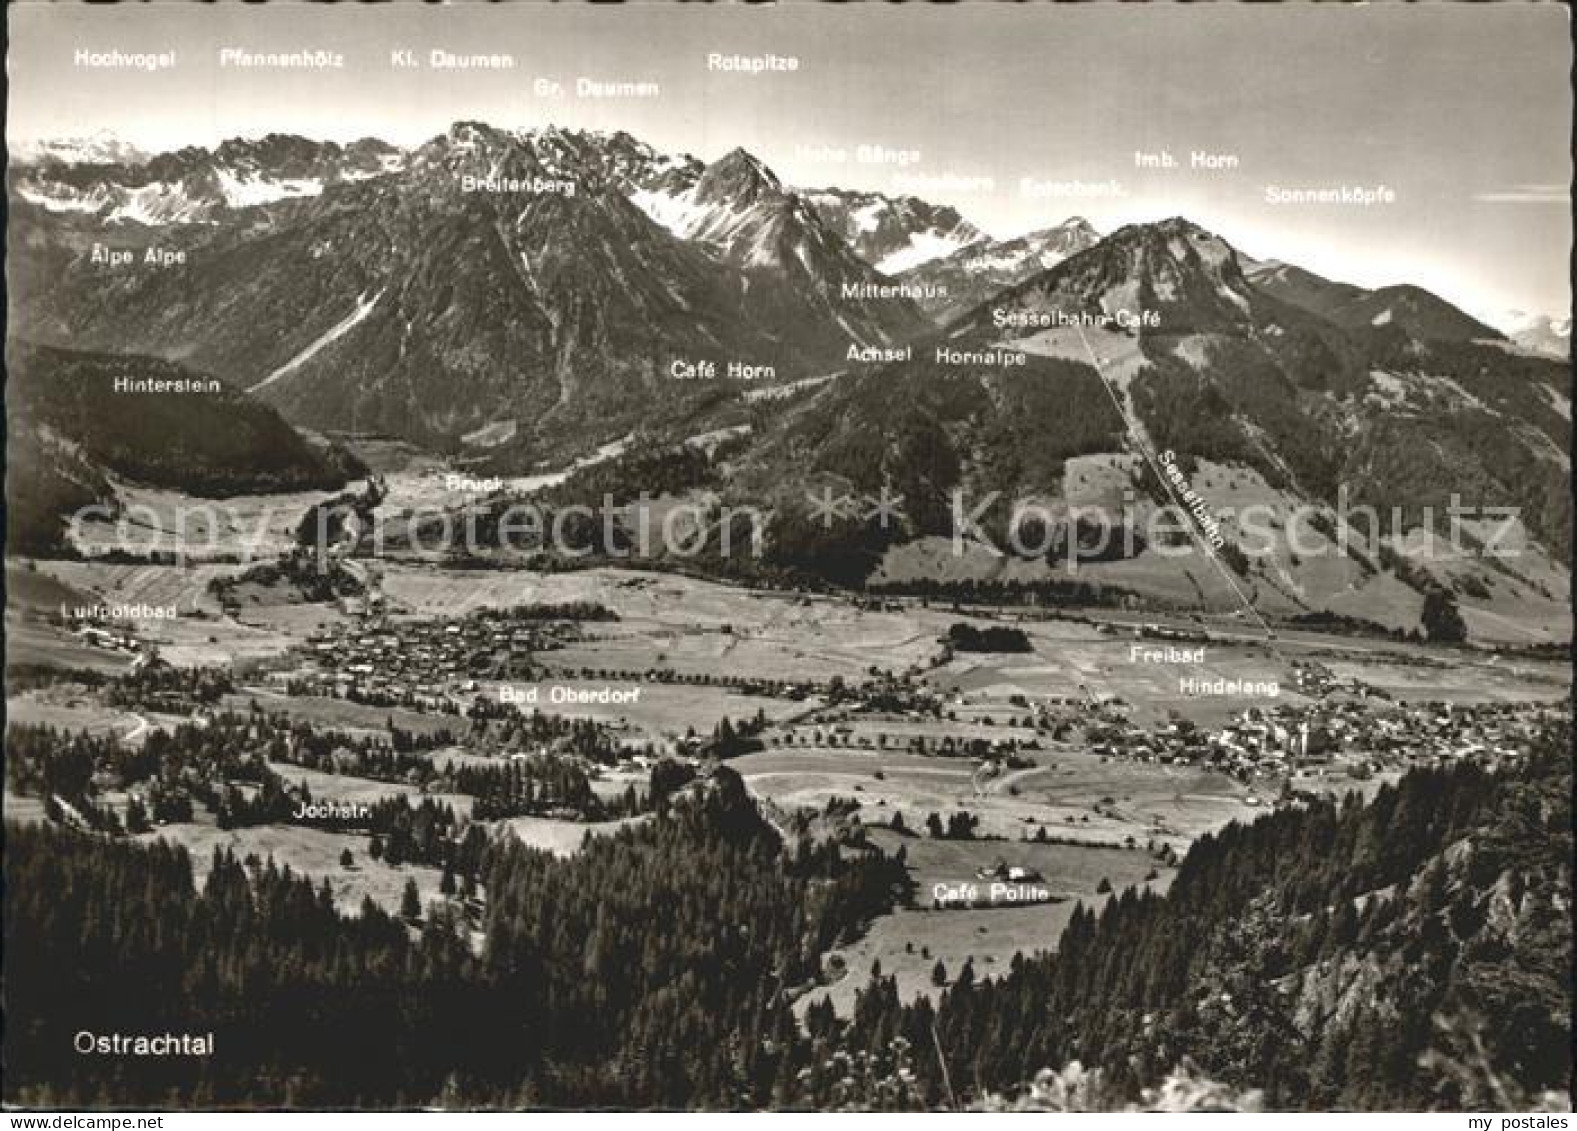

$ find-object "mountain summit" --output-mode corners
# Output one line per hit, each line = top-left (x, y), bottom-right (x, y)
(897, 216), (1102, 321)
(722, 214), (1569, 640)
(693, 148), (784, 206)
(948, 216), (1259, 336)
(804, 188), (985, 275)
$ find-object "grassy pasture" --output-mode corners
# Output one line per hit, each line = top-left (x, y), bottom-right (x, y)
(225, 690), (460, 738)
(4, 690), (147, 740)
(499, 813), (651, 857)
(137, 816), (451, 918)
(264, 762), (474, 817)
(798, 833), (1170, 1019)
(735, 746), (1251, 847)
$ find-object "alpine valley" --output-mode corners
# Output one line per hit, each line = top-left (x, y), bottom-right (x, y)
(4, 116), (1573, 1114)
(7, 123), (1571, 646)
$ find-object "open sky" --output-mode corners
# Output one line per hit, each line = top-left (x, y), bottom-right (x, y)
(7, 1), (1571, 323)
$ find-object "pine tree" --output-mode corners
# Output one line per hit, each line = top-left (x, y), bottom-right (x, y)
(400, 877), (422, 921)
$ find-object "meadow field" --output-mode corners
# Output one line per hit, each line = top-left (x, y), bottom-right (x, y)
(798, 827), (1171, 1017)
(733, 746), (1252, 847)
(137, 811), (453, 917)
(499, 813), (651, 857)
(263, 761), (475, 817)
(225, 690), (461, 738)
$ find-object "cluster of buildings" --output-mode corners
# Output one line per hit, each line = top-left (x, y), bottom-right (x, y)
(271, 610), (578, 706)
(1090, 696), (1566, 785)
(72, 623), (143, 655)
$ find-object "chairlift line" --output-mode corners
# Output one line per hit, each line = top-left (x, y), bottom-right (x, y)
(1069, 321), (1288, 664)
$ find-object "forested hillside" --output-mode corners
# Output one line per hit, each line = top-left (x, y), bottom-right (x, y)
(3, 423), (115, 555)
(813, 723), (1572, 1111)
(5, 342), (364, 553)
(7, 342), (364, 497)
(2, 768), (905, 1108)
(4, 725), (1568, 1110)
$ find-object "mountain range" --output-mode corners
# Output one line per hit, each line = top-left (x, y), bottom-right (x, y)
(9, 125), (932, 453)
(726, 216), (1570, 640)
(7, 124), (1571, 641)
(13, 134), (404, 223)
(11, 130), (151, 168)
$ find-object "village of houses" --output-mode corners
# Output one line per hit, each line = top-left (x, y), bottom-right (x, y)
(247, 600), (1565, 814)
(32, 580), (1566, 911)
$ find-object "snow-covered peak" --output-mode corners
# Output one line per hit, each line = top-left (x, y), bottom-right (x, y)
(801, 187), (985, 274)
(13, 132), (404, 224)
(13, 130), (149, 167)
(1497, 309), (1572, 358)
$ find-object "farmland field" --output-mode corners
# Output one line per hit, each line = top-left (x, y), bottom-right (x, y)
(6, 690), (149, 740)
(3, 618), (135, 674)
(381, 565), (947, 682)
(68, 483), (351, 561)
(739, 743), (1244, 1018)
(226, 690), (462, 738)
(2, 793), (49, 824)
(733, 747), (1251, 846)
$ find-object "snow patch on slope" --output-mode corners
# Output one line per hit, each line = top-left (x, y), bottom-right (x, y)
(17, 185), (107, 214)
(629, 186), (709, 239)
(876, 230), (977, 275)
(216, 169), (324, 207)
(851, 200), (886, 234)
(106, 183), (207, 225)
(251, 290), (383, 392)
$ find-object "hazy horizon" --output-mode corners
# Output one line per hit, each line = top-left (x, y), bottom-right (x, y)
(8, 1), (1572, 324)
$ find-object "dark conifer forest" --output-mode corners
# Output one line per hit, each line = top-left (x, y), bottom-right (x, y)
(3, 724), (1568, 1110)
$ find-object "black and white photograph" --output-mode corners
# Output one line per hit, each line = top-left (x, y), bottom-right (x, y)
(2, 1), (1572, 1117)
